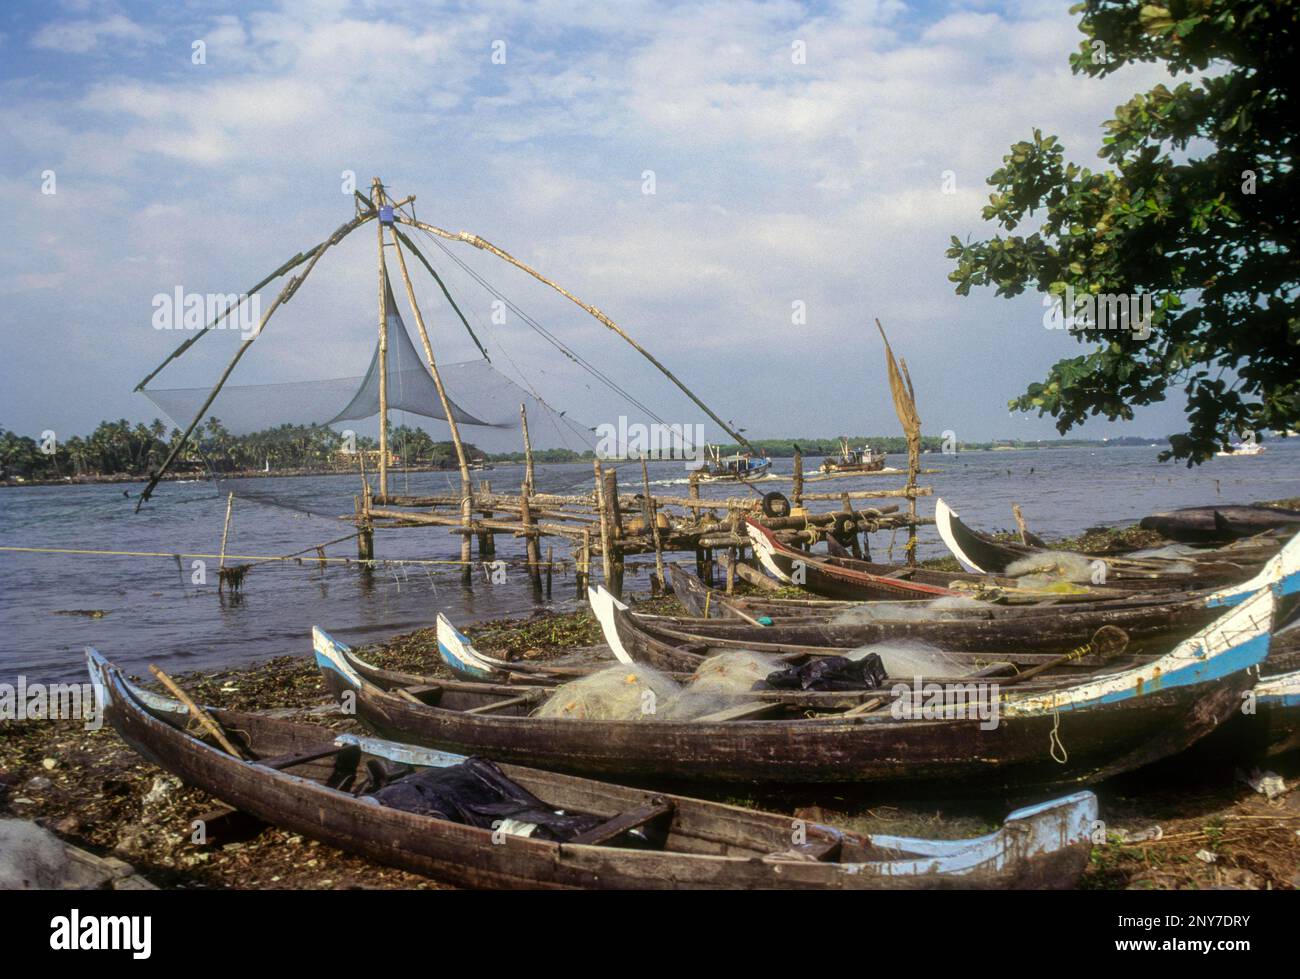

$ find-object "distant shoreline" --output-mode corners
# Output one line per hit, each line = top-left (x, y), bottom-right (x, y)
(0, 440), (1187, 490)
(0, 464), (476, 490)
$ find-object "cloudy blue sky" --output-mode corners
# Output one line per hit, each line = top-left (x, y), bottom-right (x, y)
(0, 0), (1187, 446)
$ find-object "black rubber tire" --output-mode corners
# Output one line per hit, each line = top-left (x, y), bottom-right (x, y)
(761, 492), (791, 519)
(831, 513), (858, 545)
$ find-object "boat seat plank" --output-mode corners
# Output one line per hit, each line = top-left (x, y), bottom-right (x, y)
(569, 798), (675, 846)
(254, 742), (343, 771)
(692, 701), (783, 723)
(764, 836), (843, 863)
(465, 692), (545, 715)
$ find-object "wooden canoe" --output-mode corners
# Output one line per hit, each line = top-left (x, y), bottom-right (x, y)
(87, 649), (1098, 888)
(742, 518), (1249, 602)
(1139, 505), (1300, 544)
(935, 499), (1281, 582)
(435, 534), (1298, 683)
(636, 534), (1300, 659)
(437, 600), (1300, 760)
(588, 586), (1210, 671)
(314, 584), (1276, 789)
(670, 559), (1209, 625)
(1193, 618), (1300, 757)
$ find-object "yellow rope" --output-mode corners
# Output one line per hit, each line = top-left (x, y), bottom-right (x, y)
(1048, 695), (1069, 765)
(0, 545), (559, 568)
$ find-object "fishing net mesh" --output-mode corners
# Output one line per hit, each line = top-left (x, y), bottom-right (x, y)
(143, 275), (594, 455)
(844, 639), (976, 678)
(533, 651), (780, 722)
(658, 651), (776, 720)
(532, 666), (679, 721)
(829, 594), (985, 626)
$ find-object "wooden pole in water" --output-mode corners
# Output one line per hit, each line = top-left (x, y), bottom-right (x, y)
(579, 528), (591, 592)
(520, 403), (535, 496)
(641, 455), (665, 594)
(792, 447), (804, 509)
(520, 480), (542, 590)
(592, 459), (614, 591)
(218, 492), (234, 570)
(354, 495), (373, 562)
(545, 543), (553, 598)
(373, 178), (390, 500)
(478, 479), (495, 558)
(603, 466), (624, 598)
(387, 208), (475, 584)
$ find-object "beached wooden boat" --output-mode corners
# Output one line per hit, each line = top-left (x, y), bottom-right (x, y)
(744, 518), (1234, 602)
(434, 537), (1296, 684)
(1239, 668), (1300, 755)
(935, 499), (1284, 579)
(315, 584), (1275, 789)
(1139, 505), (1300, 544)
(589, 588), (1209, 670)
(88, 649), (1097, 889)
(439, 600), (1300, 761)
(1193, 619), (1300, 757)
(620, 534), (1300, 664)
(669, 560), (1182, 624)
(436, 597), (1300, 761)
(745, 518), (970, 601)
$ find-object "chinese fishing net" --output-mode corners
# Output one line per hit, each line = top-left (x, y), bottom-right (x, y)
(142, 272), (597, 519)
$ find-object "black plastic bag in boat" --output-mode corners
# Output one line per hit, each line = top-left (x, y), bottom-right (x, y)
(757, 653), (888, 692)
(364, 756), (604, 842)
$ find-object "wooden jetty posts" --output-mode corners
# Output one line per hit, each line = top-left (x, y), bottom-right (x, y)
(361, 401), (933, 599)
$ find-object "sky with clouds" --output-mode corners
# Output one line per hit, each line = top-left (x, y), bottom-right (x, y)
(1, 0), (1191, 446)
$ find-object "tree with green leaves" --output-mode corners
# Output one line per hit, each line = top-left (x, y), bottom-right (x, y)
(947, 0), (1297, 462)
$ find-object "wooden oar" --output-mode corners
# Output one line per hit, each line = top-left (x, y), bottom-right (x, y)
(149, 665), (248, 759)
(995, 626), (1129, 688)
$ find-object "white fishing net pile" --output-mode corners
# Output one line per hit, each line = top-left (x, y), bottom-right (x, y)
(534, 651), (779, 721)
(1127, 544), (1199, 561)
(1005, 551), (1098, 584)
(532, 665), (679, 721)
(658, 650), (778, 720)
(843, 639), (976, 679)
(829, 594), (984, 626)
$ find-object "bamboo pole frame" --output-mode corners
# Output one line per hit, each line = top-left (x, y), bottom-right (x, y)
(394, 214), (756, 455)
(374, 179), (391, 498)
(641, 455), (666, 593)
(135, 211), (374, 509)
(386, 202), (476, 583)
(520, 402), (535, 496)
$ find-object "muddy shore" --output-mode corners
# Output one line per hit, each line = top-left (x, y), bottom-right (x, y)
(3, 527), (1298, 890)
